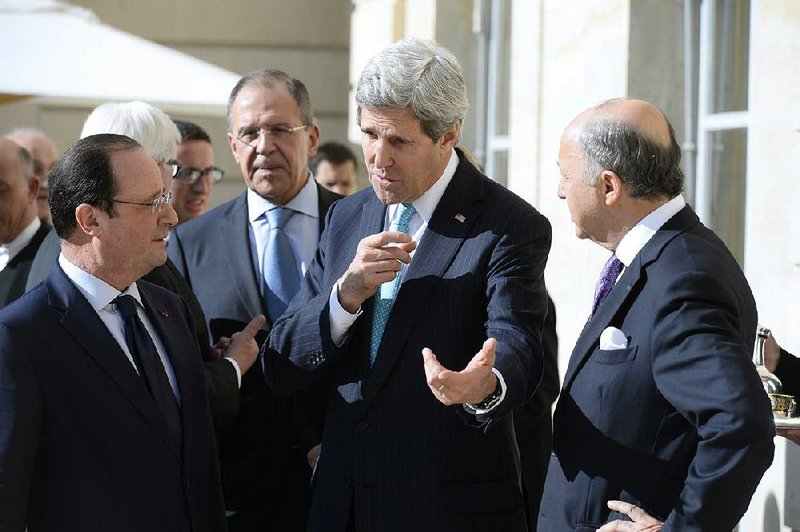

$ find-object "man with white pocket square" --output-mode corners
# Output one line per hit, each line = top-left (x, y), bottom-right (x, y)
(538, 98), (775, 532)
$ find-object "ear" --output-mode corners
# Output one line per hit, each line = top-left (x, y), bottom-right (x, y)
(438, 123), (460, 153)
(599, 170), (624, 207)
(226, 131), (241, 165)
(74, 203), (102, 237)
(306, 124), (321, 159)
(27, 176), (40, 202)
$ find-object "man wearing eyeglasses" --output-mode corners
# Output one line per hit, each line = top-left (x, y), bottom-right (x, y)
(0, 134), (261, 531)
(170, 120), (224, 224)
(169, 69), (342, 531)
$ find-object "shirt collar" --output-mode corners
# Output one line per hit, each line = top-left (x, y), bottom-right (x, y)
(247, 173), (319, 223)
(388, 148), (458, 223)
(615, 194), (686, 267)
(58, 253), (142, 312)
(0, 217), (41, 261)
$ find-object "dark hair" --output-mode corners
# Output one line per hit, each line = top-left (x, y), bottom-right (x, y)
(226, 69), (313, 132)
(578, 115), (684, 200)
(309, 142), (358, 174)
(173, 119), (211, 144)
(49, 134), (141, 239)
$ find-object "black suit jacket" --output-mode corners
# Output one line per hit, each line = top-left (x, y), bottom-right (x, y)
(0, 222), (49, 308)
(265, 153), (552, 532)
(25, 227), (240, 428)
(168, 184), (341, 520)
(0, 265), (226, 532)
(538, 205), (775, 531)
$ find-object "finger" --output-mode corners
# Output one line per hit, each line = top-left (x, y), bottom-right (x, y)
(361, 231), (413, 249)
(422, 348), (446, 384)
(596, 521), (629, 532)
(240, 314), (267, 338)
(607, 500), (636, 515)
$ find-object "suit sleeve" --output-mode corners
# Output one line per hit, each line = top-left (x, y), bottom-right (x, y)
(264, 201), (350, 397)
(0, 323), (42, 530)
(651, 271), (775, 530)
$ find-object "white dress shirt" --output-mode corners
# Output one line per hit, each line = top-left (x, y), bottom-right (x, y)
(247, 174), (320, 294)
(58, 254), (181, 403)
(0, 217), (41, 272)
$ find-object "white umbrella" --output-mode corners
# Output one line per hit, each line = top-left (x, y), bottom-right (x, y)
(0, 0), (240, 111)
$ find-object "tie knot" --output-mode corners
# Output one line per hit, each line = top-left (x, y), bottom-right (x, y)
(392, 203), (416, 233)
(600, 254), (624, 283)
(266, 207), (294, 230)
(114, 294), (138, 319)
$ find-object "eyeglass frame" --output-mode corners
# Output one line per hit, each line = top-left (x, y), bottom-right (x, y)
(234, 124), (309, 148)
(112, 191), (173, 214)
(174, 165), (225, 185)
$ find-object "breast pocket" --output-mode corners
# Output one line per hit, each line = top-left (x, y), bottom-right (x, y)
(591, 345), (638, 364)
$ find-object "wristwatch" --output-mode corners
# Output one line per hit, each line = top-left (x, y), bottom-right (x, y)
(469, 381), (502, 412)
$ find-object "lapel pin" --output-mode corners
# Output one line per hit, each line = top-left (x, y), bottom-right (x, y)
(159, 310), (170, 317)
(454, 214), (466, 223)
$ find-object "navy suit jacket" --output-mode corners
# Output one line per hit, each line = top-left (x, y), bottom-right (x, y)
(538, 205), (775, 532)
(265, 152), (552, 532)
(0, 265), (226, 532)
(168, 184), (341, 515)
(0, 222), (49, 308)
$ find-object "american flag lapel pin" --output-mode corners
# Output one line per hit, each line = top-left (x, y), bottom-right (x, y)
(454, 214), (466, 223)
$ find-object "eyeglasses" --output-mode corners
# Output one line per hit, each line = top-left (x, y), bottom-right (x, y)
(174, 166), (225, 184)
(235, 124), (308, 148)
(113, 191), (173, 214)
(158, 159), (182, 178)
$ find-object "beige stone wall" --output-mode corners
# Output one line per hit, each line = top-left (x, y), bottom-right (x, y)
(1, 0), (353, 207)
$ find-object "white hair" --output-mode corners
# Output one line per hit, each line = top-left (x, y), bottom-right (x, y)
(80, 101), (179, 162)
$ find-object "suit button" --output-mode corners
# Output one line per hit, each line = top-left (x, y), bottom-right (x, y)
(356, 420), (368, 431)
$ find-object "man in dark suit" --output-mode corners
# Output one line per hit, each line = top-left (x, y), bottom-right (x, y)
(0, 134), (262, 531)
(538, 99), (775, 531)
(0, 139), (49, 308)
(264, 38), (551, 532)
(168, 69), (341, 531)
(23, 101), (255, 428)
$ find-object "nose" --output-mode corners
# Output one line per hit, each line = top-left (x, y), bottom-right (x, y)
(557, 178), (567, 200)
(372, 139), (392, 170)
(255, 130), (277, 154)
(192, 175), (212, 195)
(160, 202), (179, 228)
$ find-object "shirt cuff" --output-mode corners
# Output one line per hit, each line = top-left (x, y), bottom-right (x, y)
(223, 357), (242, 388)
(329, 282), (362, 347)
(463, 367), (507, 415)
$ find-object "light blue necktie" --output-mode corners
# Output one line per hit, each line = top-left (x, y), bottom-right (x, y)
(369, 202), (417, 365)
(263, 207), (300, 322)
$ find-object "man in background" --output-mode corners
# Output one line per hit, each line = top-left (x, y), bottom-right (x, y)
(309, 141), (358, 196)
(0, 139), (48, 308)
(169, 69), (341, 531)
(170, 119), (224, 224)
(4, 128), (58, 222)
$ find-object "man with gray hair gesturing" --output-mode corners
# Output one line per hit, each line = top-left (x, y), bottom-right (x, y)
(265, 38), (551, 532)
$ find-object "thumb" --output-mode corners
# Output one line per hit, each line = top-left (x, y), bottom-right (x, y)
(468, 338), (497, 368)
(241, 314), (267, 338)
(422, 347), (442, 379)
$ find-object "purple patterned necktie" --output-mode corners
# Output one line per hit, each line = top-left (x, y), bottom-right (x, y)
(591, 254), (624, 316)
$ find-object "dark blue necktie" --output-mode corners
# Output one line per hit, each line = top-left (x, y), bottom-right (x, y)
(591, 254), (624, 316)
(263, 207), (301, 322)
(114, 294), (181, 443)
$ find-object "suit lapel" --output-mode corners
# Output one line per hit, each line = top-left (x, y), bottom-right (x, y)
(47, 267), (182, 460)
(221, 193), (268, 321)
(561, 205), (700, 391)
(362, 158), (483, 404)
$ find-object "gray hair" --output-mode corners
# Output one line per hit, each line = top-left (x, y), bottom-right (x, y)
(80, 101), (180, 163)
(355, 38), (468, 141)
(227, 69), (313, 132)
(578, 105), (684, 200)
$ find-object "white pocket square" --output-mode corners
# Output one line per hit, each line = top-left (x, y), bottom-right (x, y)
(600, 327), (628, 350)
